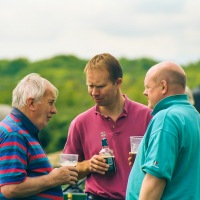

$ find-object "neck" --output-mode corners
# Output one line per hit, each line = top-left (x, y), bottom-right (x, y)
(99, 94), (125, 122)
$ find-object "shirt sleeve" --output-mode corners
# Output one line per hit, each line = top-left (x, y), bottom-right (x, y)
(0, 131), (27, 186)
(141, 116), (179, 181)
(63, 119), (85, 162)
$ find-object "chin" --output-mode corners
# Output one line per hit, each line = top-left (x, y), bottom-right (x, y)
(148, 104), (153, 109)
(41, 122), (48, 129)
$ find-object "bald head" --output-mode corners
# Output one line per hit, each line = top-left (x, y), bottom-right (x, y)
(144, 61), (187, 108)
(147, 61), (186, 93)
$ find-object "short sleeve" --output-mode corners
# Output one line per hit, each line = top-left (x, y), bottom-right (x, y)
(0, 132), (27, 186)
(142, 118), (179, 181)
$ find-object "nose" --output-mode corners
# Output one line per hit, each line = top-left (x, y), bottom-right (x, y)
(91, 87), (99, 96)
(51, 104), (57, 114)
(143, 89), (147, 96)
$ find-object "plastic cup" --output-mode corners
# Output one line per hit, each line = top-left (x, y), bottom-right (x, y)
(130, 136), (143, 158)
(59, 154), (78, 167)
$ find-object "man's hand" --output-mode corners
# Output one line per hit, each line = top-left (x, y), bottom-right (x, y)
(50, 166), (79, 185)
(1, 166), (79, 198)
(128, 152), (137, 166)
(89, 155), (109, 174)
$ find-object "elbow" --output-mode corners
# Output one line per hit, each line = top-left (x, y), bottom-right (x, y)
(1, 185), (20, 198)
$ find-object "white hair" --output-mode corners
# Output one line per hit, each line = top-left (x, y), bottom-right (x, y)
(185, 86), (194, 105)
(12, 73), (58, 108)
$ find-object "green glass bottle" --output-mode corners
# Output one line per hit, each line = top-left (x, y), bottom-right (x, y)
(99, 131), (116, 175)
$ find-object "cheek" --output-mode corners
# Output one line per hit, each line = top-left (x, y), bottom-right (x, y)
(88, 89), (93, 96)
(148, 91), (157, 103)
(89, 88), (93, 93)
(103, 88), (114, 97)
(152, 92), (162, 103)
(88, 87), (95, 95)
(39, 106), (48, 116)
(107, 85), (117, 93)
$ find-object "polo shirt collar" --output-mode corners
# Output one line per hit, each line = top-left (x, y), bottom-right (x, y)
(11, 108), (39, 140)
(94, 94), (128, 117)
(152, 94), (189, 116)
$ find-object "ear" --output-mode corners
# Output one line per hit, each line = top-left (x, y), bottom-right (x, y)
(116, 78), (123, 88)
(161, 80), (168, 94)
(26, 98), (36, 111)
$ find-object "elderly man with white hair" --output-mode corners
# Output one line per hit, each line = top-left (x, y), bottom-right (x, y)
(0, 73), (78, 199)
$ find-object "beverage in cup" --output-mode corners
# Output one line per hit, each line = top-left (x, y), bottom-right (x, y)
(59, 154), (78, 167)
(130, 136), (143, 161)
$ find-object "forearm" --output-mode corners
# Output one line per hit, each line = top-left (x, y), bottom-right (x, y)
(77, 160), (91, 179)
(1, 175), (56, 198)
(139, 173), (166, 200)
(1, 166), (78, 198)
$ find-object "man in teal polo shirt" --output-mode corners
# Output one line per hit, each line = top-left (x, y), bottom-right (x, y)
(126, 61), (200, 199)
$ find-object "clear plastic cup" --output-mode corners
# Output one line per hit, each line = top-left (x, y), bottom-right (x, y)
(59, 154), (78, 167)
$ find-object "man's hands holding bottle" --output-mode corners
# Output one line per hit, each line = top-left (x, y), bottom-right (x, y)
(89, 155), (109, 175)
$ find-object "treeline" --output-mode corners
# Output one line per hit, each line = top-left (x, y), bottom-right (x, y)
(0, 55), (200, 153)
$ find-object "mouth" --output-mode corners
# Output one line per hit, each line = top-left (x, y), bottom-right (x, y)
(47, 116), (52, 120)
(93, 97), (101, 101)
(94, 99), (103, 103)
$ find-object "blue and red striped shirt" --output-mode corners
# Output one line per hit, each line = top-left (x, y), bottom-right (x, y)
(0, 108), (63, 199)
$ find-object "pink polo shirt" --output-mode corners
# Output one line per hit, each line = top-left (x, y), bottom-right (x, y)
(63, 96), (152, 199)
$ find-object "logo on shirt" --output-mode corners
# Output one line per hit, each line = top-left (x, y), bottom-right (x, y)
(153, 160), (158, 165)
(152, 160), (159, 168)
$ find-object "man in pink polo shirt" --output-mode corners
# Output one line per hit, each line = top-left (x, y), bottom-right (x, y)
(63, 53), (152, 200)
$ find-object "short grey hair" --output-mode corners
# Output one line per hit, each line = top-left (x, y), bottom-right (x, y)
(12, 73), (58, 108)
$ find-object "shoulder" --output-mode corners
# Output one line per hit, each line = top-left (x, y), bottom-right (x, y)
(126, 98), (151, 113)
(0, 114), (28, 140)
(71, 106), (96, 123)
(0, 114), (20, 133)
(150, 106), (182, 132)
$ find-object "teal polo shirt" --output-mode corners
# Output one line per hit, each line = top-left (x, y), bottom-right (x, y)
(126, 94), (200, 200)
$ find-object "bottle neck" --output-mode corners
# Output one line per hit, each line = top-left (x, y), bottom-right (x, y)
(101, 138), (109, 148)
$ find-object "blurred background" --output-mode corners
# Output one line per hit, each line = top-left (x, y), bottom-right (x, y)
(0, 0), (200, 162)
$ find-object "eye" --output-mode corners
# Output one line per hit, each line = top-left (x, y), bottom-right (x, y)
(88, 85), (93, 88)
(97, 86), (104, 88)
(49, 101), (55, 105)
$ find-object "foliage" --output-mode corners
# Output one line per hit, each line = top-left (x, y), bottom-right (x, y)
(0, 55), (200, 153)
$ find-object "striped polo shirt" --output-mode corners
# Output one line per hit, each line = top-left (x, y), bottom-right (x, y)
(0, 108), (63, 199)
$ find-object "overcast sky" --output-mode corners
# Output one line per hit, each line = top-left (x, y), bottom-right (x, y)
(0, 0), (200, 64)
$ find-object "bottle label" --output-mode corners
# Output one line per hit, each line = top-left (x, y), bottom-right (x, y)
(103, 156), (116, 175)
